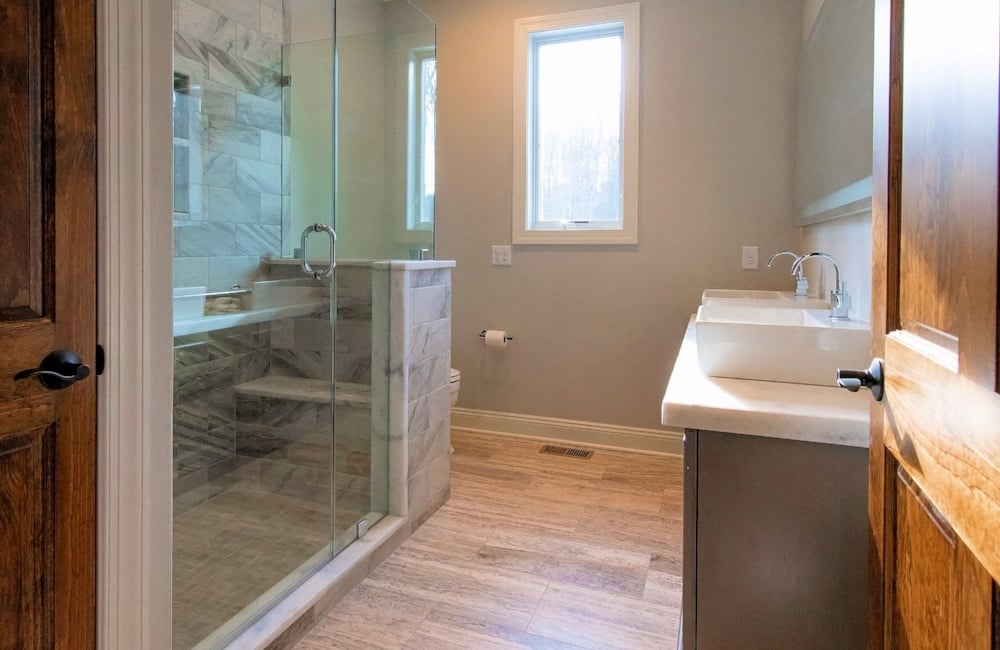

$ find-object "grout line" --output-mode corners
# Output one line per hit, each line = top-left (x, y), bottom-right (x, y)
(524, 580), (552, 633)
(397, 607), (432, 649)
(639, 552), (654, 601)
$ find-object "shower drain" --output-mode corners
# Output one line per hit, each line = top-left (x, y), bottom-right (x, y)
(539, 444), (594, 459)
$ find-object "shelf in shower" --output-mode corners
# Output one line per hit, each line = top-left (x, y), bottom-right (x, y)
(234, 376), (371, 408)
(173, 301), (328, 337)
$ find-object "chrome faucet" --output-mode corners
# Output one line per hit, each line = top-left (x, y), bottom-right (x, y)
(767, 250), (809, 297)
(791, 252), (851, 320)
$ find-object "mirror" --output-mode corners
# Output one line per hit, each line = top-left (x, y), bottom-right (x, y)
(794, 0), (874, 226)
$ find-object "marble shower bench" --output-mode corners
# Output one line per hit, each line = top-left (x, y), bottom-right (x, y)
(235, 376), (372, 408)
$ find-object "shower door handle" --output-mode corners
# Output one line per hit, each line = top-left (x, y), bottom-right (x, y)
(300, 223), (337, 280)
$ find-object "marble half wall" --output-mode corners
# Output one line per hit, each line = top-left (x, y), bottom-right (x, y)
(383, 261), (454, 528)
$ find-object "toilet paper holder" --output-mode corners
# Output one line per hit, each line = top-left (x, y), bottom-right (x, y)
(479, 330), (514, 343)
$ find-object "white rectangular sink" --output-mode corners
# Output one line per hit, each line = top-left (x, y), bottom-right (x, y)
(701, 289), (830, 310)
(695, 304), (871, 386)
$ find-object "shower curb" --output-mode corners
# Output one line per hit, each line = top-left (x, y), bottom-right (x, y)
(224, 516), (411, 650)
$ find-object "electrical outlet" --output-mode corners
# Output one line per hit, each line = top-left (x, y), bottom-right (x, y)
(491, 245), (512, 266)
(742, 246), (759, 270)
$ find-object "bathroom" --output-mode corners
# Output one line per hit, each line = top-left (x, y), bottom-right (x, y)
(168, 0), (871, 645)
(163, 0), (879, 645)
(1, 0), (994, 647)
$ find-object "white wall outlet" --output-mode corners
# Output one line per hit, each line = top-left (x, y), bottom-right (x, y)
(491, 245), (512, 266)
(742, 245), (759, 270)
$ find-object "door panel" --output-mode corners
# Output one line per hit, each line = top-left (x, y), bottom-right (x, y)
(897, 0), (998, 384)
(0, 428), (54, 650)
(0, 0), (97, 646)
(883, 334), (1000, 582)
(891, 467), (954, 648)
(888, 466), (992, 650)
(0, 0), (47, 318)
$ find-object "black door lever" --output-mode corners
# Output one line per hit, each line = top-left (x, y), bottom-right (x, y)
(14, 350), (92, 390)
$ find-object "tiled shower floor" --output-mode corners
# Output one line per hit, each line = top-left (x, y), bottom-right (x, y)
(172, 476), (370, 648)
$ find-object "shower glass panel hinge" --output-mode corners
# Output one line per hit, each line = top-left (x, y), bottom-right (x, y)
(357, 518), (369, 539)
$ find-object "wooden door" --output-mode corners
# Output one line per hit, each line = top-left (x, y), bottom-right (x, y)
(0, 0), (97, 647)
(871, 0), (1000, 647)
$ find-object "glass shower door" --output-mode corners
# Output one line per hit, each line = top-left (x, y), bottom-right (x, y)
(171, 0), (393, 645)
(282, 3), (392, 557)
(171, 1), (341, 645)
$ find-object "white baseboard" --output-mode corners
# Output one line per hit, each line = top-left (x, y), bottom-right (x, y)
(450, 408), (683, 456)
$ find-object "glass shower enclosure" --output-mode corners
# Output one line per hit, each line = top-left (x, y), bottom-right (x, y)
(169, 0), (433, 645)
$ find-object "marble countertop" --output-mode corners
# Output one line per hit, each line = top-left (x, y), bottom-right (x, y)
(661, 316), (870, 447)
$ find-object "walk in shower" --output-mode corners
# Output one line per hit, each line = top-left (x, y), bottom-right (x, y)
(171, 0), (436, 646)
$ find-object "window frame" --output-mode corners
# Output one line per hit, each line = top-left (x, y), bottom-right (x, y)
(512, 3), (640, 245)
(389, 28), (436, 248)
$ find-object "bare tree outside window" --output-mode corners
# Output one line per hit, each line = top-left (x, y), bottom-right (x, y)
(513, 4), (639, 244)
(533, 32), (623, 227)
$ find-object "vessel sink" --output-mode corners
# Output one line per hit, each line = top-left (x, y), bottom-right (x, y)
(701, 289), (830, 310)
(695, 304), (871, 386)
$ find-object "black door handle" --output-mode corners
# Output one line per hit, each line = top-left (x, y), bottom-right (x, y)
(14, 350), (92, 390)
(836, 358), (884, 402)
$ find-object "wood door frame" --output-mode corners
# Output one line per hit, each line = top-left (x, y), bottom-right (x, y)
(868, 0), (901, 645)
(96, 0), (174, 647)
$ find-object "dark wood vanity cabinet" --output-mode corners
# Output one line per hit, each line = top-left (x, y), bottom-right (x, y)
(681, 429), (868, 650)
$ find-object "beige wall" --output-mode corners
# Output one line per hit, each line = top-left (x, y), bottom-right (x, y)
(801, 213), (873, 323)
(414, 0), (804, 429)
(802, 0), (825, 38)
(799, 0), (874, 324)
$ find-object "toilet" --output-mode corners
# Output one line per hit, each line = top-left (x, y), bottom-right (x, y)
(449, 368), (461, 406)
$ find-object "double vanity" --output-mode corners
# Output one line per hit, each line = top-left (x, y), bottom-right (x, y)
(662, 289), (871, 649)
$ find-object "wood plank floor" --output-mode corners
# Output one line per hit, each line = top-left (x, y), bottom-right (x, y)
(295, 430), (684, 650)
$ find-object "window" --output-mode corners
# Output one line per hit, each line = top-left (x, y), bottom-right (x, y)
(513, 4), (640, 244)
(408, 47), (436, 232)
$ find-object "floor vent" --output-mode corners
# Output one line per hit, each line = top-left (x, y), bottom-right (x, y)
(540, 444), (594, 459)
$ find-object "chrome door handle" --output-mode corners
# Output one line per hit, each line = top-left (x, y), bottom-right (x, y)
(14, 349), (92, 390)
(836, 358), (884, 402)
(300, 223), (337, 280)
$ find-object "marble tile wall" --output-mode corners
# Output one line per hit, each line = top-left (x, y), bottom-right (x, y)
(173, 0), (289, 292)
(173, 323), (272, 497)
(233, 393), (335, 509)
(335, 265), (384, 537)
(402, 267), (452, 528)
(267, 267), (372, 387)
(173, 269), (381, 523)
